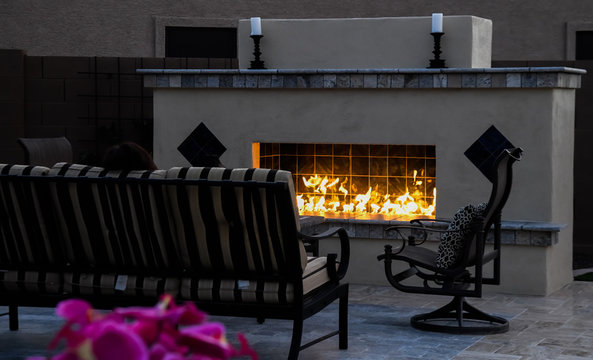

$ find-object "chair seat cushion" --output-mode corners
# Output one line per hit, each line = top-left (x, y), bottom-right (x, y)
(179, 256), (332, 305)
(393, 246), (439, 271)
(436, 203), (487, 269)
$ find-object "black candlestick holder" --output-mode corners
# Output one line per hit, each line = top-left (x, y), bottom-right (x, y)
(249, 35), (266, 69)
(428, 32), (446, 68)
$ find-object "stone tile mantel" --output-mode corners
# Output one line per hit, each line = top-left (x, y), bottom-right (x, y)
(138, 67), (585, 90)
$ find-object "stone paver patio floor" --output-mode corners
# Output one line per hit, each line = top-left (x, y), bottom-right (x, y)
(2, 281), (593, 359)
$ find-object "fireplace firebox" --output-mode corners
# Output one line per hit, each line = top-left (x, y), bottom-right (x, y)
(253, 142), (436, 220)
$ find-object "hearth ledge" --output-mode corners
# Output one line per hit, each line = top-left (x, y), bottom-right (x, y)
(300, 216), (563, 247)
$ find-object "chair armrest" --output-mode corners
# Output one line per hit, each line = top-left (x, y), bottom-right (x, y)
(386, 226), (457, 234)
(381, 218), (456, 257)
(386, 218), (452, 245)
(411, 218), (452, 224)
(385, 225), (465, 243)
(299, 227), (350, 281)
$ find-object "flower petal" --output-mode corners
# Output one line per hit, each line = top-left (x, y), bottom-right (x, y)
(234, 333), (258, 360)
(115, 307), (184, 324)
(52, 354), (79, 360)
(178, 302), (207, 326)
(48, 323), (86, 350)
(92, 323), (148, 360)
(130, 320), (160, 344)
(56, 299), (92, 324)
(178, 323), (233, 359)
(148, 343), (167, 360)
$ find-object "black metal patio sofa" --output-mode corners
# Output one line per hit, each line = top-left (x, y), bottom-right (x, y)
(0, 163), (350, 359)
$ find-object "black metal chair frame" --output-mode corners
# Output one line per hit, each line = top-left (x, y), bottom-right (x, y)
(377, 147), (522, 334)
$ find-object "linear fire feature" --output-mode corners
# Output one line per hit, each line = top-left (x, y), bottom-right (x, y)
(254, 142), (436, 219)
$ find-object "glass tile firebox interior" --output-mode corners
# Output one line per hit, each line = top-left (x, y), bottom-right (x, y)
(254, 143), (436, 220)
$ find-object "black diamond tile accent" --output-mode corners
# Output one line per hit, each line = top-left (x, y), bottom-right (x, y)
(177, 122), (226, 167)
(464, 125), (514, 182)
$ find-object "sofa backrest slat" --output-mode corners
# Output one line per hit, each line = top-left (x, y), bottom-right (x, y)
(167, 179), (303, 281)
(46, 163), (181, 276)
(165, 166), (307, 279)
(0, 165), (64, 270)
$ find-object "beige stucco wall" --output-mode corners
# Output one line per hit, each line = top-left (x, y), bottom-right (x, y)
(153, 88), (569, 222)
(237, 16), (492, 69)
(548, 89), (576, 293)
(152, 85), (575, 295)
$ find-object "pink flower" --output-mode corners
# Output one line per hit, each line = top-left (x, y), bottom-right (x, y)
(28, 295), (256, 360)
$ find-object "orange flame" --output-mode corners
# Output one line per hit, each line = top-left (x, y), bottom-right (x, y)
(297, 174), (435, 219)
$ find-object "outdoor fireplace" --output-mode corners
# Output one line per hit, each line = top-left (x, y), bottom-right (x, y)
(254, 142), (436, 219)
(140, 14), (584, 296)
(142, 65), (582, 295)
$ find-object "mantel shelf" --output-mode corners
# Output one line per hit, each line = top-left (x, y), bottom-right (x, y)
(138, 67), (584, 90)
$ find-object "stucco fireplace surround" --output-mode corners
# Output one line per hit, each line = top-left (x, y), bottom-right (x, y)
(139, 16), (584, 295)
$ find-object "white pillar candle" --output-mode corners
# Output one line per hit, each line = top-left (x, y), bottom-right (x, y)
(250, 17), (262, 36)
(432, 13), (443, 33)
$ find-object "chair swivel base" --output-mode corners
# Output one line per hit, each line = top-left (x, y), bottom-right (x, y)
(410, 296), (509, 335)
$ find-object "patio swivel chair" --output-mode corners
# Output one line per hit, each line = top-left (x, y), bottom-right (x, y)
(17, 136), (73, 167)
(377, 147), (522, 334)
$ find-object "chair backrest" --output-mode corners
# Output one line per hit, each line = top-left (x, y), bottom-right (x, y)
(481, 147), (523, 231)
(463, 147), (522, 269)
(17, 137), (73, 167)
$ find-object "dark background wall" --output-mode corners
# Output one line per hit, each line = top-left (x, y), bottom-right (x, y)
(0, 50), (236, 165)
(0, 50), (25, 163)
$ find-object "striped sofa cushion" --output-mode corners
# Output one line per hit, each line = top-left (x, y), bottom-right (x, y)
(0, 164), (62, 267)
(50, 162), (167, 178)
(179, 256), (332, 304)
(0, 270), (62, 294)
(0, 164), (49, 176)
(48, 163), (180, 272)
(166, 167), (307, 272)
(63, 272), (180, 298)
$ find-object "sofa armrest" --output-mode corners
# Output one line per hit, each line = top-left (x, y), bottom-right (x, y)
(299, 227), (350, 281)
